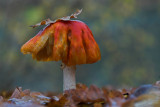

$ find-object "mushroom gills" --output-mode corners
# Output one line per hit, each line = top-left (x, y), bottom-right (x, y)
(32, 33), (54, 61)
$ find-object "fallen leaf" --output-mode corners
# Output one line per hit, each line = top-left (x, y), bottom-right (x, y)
(30, 9), (82, 28)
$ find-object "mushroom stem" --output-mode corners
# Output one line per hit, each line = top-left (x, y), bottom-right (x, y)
(63, 64), (76, 91)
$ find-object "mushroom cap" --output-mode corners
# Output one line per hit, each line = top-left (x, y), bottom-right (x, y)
(21, 20), (101, 66)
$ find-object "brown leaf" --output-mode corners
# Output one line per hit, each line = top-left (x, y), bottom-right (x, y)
(30, 92), (50, 104)
(69, 9), (82, 19)
(86, 85), (105, 102)
(10, 87), (30, 99)
(46, 94), (68, 107)
(108, 90), (123, 99)
(30, 9), (82, 28)
(93, 102), (103, 107)
(0, 102), (44, 107)
(23, 89), (30, 96)
(30, 92), (42, 98)
(10, 87), (23, 99)
(64, 84), (106, 105)
(65, 89), (86, 104)
(30, 18), (54, 28)
(76, 83), (88, 90)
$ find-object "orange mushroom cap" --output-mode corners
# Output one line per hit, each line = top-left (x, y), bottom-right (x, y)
(21, 12), (101, 66)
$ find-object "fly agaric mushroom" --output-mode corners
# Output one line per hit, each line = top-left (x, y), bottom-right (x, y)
(21, 9), (101, 91)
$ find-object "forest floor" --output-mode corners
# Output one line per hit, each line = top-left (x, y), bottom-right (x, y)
(0, 81), (160, 107)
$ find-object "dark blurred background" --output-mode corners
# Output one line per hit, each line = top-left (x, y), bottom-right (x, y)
(0, 0), (160, 92)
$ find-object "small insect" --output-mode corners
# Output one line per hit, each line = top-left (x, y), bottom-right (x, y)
(60, 63), (65, 69)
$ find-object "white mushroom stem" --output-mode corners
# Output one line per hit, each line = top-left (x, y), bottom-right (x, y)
(63, 64), (76, 91)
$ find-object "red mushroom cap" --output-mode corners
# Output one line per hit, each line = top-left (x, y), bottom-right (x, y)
(21, 20), (101, 66)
